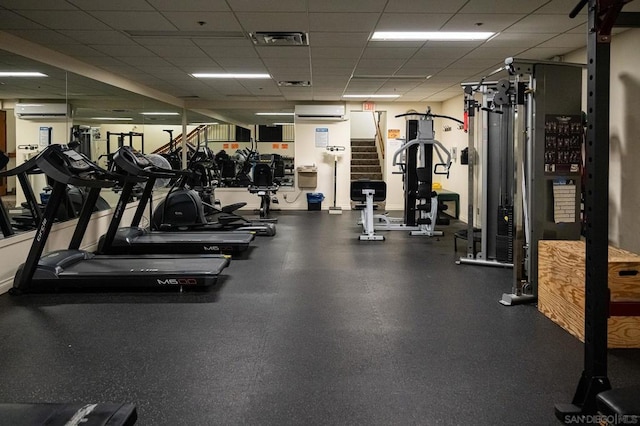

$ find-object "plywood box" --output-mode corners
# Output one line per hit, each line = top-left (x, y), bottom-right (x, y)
(538, 240), (640, 348)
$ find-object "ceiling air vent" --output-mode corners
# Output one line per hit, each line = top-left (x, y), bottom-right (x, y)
(277, 81), (311, 87)
(251, 32), (308, 46)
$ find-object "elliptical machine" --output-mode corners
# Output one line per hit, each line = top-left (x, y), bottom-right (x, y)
(151, 145), (276, 236)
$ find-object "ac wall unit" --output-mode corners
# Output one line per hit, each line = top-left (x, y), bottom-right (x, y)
(14, 103), (69, 120)
(294, 104), (345, 121)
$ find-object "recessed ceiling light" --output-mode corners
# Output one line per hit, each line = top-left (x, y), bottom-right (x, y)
(90, 117), (133, 121)
(343, 94), (401, 98)
(191, 73), (271, 79)
(371, 31), (494, 41)
(0, 72), (47, 77)
(255, 112), (295, 116)
(140, 112), (180, 116)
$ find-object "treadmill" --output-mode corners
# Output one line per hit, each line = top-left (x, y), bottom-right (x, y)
(11, 144), (229, 293)
(97, 146), (254, 256)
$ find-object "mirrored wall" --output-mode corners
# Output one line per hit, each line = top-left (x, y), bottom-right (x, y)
(0, 49), (296, 240)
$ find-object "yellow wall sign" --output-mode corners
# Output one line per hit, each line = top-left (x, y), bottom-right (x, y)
(388, 129), (400, 139)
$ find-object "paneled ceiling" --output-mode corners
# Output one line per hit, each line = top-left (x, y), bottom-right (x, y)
(1, 0), (639, 125)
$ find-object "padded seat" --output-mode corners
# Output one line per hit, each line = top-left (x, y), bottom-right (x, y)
(597, 387), (640, 416)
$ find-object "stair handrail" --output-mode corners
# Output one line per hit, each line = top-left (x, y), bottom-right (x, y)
(152, 125), (206, 154)
(372, 111), (385, 160)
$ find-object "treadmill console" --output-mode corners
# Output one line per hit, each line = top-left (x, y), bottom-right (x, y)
(119, 146), (152, 168)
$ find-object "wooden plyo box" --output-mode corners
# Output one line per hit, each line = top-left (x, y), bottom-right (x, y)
(538, 240), (640, 348)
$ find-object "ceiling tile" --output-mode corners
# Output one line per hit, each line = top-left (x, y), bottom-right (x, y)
(59, 29), (136, 45)
(255, 46), (310, 59)
(162, 12), (243, 32)
(198, 45), (258, 58)
(145, 45), (211, 58)
(504, 14), (586, 33)
(309, 13), (380, 32)
(534, 0), (587, 14)
(7, 29), (78, 45)
(309, 32), (370, 47)
(311, 47), (363, 59)
(87, 11), (175, 31)
(459, 0), (547, 14)
(118, 56), (173, 67)
(440, 13), (526, 32)
(134, 37), (199, 47)
(308, 0), (387, 12)
(383, 0), (467, 13)
(414, 46), (475, 59)
(538, 33), (587, 48)
(91, 44), (156, 57)
(214, 57), (265, 68)
(463, 46), (526, 60)
(354, 57), (407, 70)
(67, 0), (154, 11)
(10, 11), (110, 30)
(228, 0), (306, 12)
(483, 32), (557, 48)
(311, 57), (358, 68)
(375, 13), (451, 31)
(235, 12), (309, 32)
(361, 47), (419, 59)
(147, 0), (230, 11)
(0, 0), (77, 9)
(517, 46), (576, 60)
(52, 44), (107, 57)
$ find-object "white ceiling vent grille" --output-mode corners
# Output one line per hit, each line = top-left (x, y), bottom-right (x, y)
(251, 32), (308, 46)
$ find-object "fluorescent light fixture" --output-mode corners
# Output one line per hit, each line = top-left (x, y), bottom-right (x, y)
(190, 122), (219, 125)
(140, 112), (180, 116)
(371, 31), (494, 41)
(342, 94), (401, 98)
(90, 117), (133, 121)
(255, 112), (295, 116)
(191, 73), (271, 79)
(0, 71), (47, 77)
(273, 122), (293, 125)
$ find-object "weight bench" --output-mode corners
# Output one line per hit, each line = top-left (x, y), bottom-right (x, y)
(351, 180), (386, 241)
(597, 387), (640, 420)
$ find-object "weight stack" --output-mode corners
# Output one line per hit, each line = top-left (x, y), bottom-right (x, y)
(496, 205), (514, 263)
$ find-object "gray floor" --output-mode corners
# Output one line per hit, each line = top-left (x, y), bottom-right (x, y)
(0, 211), (639, 425)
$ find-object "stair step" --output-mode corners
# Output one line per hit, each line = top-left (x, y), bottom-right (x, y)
(351, 139), (376, 147)
(352, 146), (377, 154)
(351, 172), (383, 181)
(351, 159), (379, 166)
(351, 152), (378, 160)
(351, 165), (381, 173)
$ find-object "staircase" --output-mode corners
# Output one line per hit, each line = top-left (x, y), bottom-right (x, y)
(351, 139), (382, 181)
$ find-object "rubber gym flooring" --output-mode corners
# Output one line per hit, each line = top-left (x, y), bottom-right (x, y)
(0, 210), (639, 425)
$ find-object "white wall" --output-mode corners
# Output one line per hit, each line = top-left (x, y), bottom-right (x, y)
(350, 111), (377, 139)
(440, 95), (472, 223)
(14, 117), (70, 206)
(289, 116), (351, 210)
(564, 28), (640, 253)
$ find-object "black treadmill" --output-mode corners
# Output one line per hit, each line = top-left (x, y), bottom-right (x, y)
(11, 144), (229, 293)
(97, 146), (254, 256)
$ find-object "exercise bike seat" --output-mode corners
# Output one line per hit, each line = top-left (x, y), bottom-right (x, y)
(221, 202), (246, 213)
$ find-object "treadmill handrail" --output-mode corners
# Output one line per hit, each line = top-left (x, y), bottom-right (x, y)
(36, 145), (144, 188)
(114, 146), (190, 179)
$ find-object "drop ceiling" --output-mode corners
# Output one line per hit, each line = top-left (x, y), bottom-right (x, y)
(0, 0), (638, 125)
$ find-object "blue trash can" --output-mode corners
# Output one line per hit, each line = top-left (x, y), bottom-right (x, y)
(306, 193), (324, 211)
